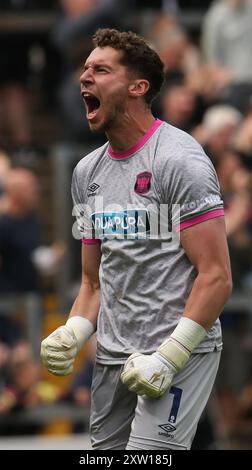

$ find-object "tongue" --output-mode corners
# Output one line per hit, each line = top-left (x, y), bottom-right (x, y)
(88, 97), (100, 118)
(88, 106), (100, 119)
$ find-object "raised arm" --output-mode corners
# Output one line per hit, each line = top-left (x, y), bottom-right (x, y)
(180, 216), (232, 330)
(69, 243), (101, 325)
(121, 217), (232, 398)
(41, 242), (101, 376)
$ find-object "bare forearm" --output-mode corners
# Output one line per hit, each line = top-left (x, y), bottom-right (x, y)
(183, 271), (232, 331)
(69, 280), (100, 327)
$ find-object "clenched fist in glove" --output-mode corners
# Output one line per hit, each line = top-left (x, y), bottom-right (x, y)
(121, 317), (207, 398)
(40, 316), (94, 376)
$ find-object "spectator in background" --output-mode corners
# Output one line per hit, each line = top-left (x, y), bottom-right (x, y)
(0, 340), (61, 436)
(0, 168), (41, 295)
(161, 74), (198, 132)
(0, 167), (65, 294)
(149, 15), (203, 119)
(185, 62), (233, 106)
(0, 1), (56, 152)
(214, 150), (252, 433)
(217, 151), (251, 238)
(233, 103), (252, 170)
(0, 168), (64, 346)
(192, 105), (242, 165)
(0, 168), (41, 346)
(202, 0), (252, 83)
(151, 18), (200, 77)
(202, 0), (252, 113)
(216, 150), (252, 286)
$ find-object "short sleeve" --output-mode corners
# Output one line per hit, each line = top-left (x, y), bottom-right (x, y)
(160, 146), (224, 232)
(71, 166), (99, 243)
(71, 166), (82, 208)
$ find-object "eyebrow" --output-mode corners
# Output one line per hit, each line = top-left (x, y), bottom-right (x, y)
(83, 62), (112, 71)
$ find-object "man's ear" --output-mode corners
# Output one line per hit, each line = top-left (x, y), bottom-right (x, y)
(128, 79), (150, 99)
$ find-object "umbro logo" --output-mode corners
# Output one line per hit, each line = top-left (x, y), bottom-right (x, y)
(88, 183), (100, 197)
(158, 423), (176, 434)
(88, 183), (100, 192)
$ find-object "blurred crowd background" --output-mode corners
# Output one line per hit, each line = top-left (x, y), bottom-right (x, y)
(1, 0), (252, 450)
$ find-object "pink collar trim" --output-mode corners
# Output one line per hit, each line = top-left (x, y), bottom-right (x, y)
(108, 119), (163, 159)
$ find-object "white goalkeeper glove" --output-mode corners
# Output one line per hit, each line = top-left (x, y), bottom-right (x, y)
(40, 316), (94, 376)
(121, 317), (207, 398)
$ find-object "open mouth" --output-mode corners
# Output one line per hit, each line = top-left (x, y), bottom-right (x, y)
(82, 93), (101, 120)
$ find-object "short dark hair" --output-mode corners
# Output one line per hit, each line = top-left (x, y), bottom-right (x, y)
(93, 28), (165, 106)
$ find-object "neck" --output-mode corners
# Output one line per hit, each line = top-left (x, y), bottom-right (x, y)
(106, 108), (155, 152)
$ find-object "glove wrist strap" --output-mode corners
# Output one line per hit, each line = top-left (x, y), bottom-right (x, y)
(157, 317), (207, 371)
(157, 339), (190, 371)
(170, 317), (207, 351)
(66, 316), (94, 350)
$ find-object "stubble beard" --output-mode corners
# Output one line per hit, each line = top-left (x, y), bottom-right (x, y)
(88, 96), (127, 134)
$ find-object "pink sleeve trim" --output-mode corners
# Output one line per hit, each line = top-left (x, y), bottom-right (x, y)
(178, 209), (225, 232)
(82, 238), (101, 245)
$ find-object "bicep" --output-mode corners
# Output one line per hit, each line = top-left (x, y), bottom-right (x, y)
(81, 242), (101, 287)
(180, 217), (231, 276)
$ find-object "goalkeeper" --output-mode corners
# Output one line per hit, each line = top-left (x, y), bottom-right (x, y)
(41, 29), (232, 450)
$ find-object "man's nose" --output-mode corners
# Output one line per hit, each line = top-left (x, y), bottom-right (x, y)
(80, 67), (94, 85)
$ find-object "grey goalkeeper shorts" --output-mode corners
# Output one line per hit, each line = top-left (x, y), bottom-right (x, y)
(90, 350), (221, 450)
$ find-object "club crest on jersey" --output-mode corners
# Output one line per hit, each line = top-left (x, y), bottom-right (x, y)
(134, 171), (152, 194)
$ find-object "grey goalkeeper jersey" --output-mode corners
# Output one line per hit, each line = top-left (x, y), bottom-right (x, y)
(72, 119), (224, 364)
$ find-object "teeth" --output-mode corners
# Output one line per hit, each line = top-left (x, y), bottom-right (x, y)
(83, 93), (96, 98)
